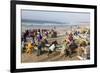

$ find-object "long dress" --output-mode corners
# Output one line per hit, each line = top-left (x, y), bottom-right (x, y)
(61, 42), (68, 55)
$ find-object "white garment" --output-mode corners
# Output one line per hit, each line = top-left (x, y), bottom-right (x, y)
(49, 44), (55, 51)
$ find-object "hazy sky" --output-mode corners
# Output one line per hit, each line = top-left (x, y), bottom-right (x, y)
(21, 10), (90, 25)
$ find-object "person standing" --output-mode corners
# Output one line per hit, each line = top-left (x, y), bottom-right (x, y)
(37, 41), (42, 56)
(67, 32), (74, 45)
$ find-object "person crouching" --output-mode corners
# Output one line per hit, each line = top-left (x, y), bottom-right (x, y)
(48, 40), (57, 56)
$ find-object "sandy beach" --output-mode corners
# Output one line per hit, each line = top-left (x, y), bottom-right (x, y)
(21, 24), (90, 63)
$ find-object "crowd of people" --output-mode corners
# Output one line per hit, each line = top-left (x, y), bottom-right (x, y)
(21, 27), (90, 60)
(21, 29), (57, 55)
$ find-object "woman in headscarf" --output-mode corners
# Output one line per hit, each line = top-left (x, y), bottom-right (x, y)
(67, 32), (74, 44)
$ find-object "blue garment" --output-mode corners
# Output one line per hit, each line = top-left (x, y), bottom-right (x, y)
(37, 43), (42, 56)
(37, 34), (42, 42)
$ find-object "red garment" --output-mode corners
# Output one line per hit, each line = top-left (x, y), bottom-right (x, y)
(68, 36), (73, 41)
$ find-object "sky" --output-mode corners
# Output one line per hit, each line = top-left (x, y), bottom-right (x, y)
(21, 10), (90, 25)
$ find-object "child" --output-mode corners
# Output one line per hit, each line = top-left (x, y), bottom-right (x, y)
(26, 41), (33, 55)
